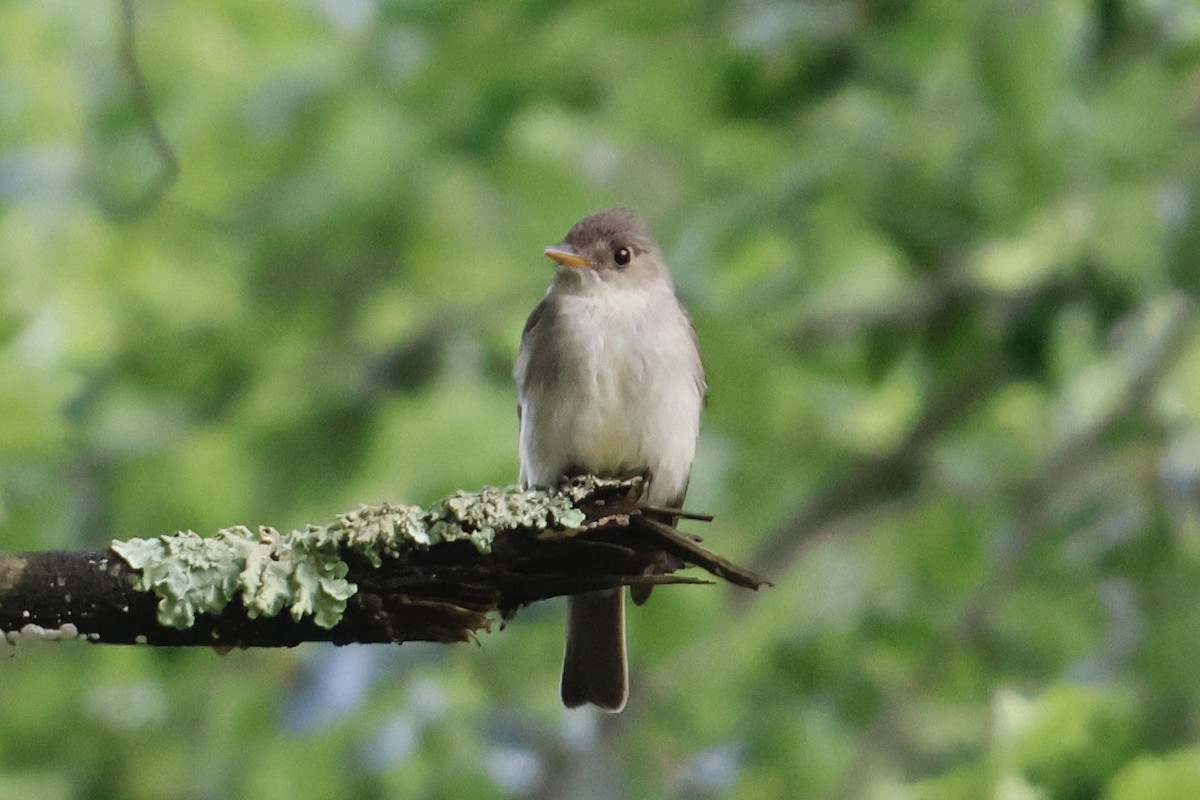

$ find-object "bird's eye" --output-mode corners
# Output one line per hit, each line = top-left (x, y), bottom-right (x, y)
(614, 247), (632, 266)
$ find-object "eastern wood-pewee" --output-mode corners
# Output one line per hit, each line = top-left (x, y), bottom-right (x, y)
(515, 208), (706, 712)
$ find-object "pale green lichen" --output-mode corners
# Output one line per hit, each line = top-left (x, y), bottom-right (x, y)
(111, 478), (624, 631)
(429, 483), (591, 544)
(110, 526), (352, 630)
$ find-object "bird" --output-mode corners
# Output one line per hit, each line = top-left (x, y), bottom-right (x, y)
(514, 208), (706, 712)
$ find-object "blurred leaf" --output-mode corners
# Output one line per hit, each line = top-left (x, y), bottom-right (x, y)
(1106, 748), (1200, 800)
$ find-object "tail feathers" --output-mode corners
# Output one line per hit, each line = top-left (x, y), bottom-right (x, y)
(561, 588), (627, 712)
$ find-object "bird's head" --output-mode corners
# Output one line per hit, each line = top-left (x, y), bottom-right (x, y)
(544, 208), (671, 291)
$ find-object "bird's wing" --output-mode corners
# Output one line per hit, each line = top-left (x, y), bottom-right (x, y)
(679, 301), (709, 402)
(521, 295), (552, 339)
(514, 296), (553, 428)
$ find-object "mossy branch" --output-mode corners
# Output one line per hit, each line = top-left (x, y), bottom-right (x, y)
(0, 478), (768, 648)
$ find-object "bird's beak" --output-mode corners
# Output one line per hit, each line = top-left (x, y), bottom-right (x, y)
(544, 245), (594, 269)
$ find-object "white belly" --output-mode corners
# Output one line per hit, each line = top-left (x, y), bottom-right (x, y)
(518, 287), (703, 506)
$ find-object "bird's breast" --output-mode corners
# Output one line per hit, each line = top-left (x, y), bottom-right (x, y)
(519, 288), (702, 504)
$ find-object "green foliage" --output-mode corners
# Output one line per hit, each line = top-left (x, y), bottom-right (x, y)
(1107, 748), (1200, 800)
(3, 0), (1200, 798)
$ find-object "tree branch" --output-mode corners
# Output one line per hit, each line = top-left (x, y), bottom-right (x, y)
(0, 478), (767, 649)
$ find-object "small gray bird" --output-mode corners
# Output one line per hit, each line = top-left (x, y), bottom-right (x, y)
(515, 208), (706, 712)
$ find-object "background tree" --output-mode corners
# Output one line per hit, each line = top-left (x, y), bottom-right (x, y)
(2, 1), (1200, 798)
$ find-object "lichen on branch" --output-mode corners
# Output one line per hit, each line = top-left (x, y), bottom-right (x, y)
(111, 478), (626, 632)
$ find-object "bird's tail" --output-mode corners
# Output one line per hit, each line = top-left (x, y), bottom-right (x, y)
(561, 587), (627, 712)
